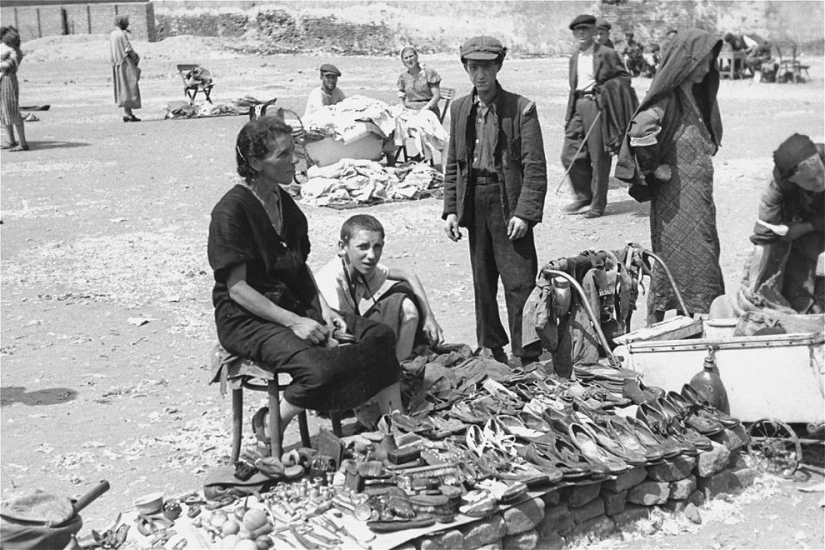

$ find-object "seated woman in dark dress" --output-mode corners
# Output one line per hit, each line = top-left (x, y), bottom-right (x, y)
(208, 116), (403, 435)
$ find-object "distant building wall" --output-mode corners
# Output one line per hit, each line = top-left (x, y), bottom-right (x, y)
(0, 1), (157, 42)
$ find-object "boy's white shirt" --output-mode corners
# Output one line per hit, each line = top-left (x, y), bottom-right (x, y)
(314, 257), (390, 314)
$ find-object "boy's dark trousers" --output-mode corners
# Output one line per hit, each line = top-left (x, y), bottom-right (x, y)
(468, 180), (542, 360)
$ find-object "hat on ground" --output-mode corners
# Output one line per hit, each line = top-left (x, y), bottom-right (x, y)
(569, 14), (596, 30)
(319, 63), (341, 76)
(595, 18), (611, 31)
(460, 36), (507, 61)
(773, 134), (817, 177)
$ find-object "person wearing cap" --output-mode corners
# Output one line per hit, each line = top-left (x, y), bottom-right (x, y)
(304, 63), (346, 117)
(561, 14), (629, 219)
(742, 134), (824, 314)
(442, 36), (547, 368)
(595, 18), (614, 49)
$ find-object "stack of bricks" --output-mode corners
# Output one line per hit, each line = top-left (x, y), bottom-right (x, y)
(397, 425), (754, 550)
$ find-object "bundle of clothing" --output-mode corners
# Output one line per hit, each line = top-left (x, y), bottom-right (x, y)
(301, 158), (443, 208)
(303, 95), (396, 141)
(164, 95), (277, 119)
(522, 245), (648, 377)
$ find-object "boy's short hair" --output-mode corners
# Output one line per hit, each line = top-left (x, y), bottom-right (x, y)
(340, 214), (385, 243)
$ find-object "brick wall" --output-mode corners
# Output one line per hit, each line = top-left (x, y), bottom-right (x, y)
(0, 2), (157, 42)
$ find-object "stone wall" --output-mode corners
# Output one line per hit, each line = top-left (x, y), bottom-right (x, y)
(0, 1), (156, 42)
(148, 0), (824, 56)
(404, 425), (755, 550)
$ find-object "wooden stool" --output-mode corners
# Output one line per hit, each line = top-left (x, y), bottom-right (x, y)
(210, 345), (343, 462)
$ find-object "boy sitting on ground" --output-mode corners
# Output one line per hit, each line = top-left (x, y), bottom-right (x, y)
(315, 214), (445, 362)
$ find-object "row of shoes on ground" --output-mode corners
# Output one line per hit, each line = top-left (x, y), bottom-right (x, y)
(623, 379), (740, 430)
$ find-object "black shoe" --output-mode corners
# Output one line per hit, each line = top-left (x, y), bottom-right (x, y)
(490, 347), (508, 364)
(129, 115), (141, 122)
(583, 209), (603, 219)
(563, 200), (591, 214)
(122, 116), (132, 122)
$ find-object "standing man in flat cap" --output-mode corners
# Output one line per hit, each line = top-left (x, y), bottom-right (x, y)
(443, 36), (547, 368)
(561, 14), (629, 218)
(304, 63), (346, 117)
(595, 18), (614, 49)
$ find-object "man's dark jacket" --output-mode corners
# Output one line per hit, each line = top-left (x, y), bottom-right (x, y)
(565, 43), (629, 125)
(442, 84), (547, 227)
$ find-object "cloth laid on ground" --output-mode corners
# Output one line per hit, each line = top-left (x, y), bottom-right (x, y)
(301, 158), (444, 208)
(164, 95), (271, 119)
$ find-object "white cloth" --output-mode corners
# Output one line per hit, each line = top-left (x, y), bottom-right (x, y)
(391, 107), (449, 159)
(742, 35), (759, 50)
(576, 45), (596, 91)
(304, 95), (395, 140)
(315, 258), (390, 314)
(301, 158), (443, 207)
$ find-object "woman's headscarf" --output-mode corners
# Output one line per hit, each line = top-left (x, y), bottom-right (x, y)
(639, 28), (723, 145)
(115, 15), (130, 31)
(400, 46), (417, 59)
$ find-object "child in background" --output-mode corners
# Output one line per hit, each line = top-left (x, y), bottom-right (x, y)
(315, 214), (444, 362)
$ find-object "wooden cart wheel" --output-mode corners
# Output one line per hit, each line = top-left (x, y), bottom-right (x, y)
(279, 108), (312, 185)
(747, 418), (801, 478)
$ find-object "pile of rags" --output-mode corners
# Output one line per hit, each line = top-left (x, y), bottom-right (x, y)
(301, 159), (444, 208)
(303, 95), (396, 141)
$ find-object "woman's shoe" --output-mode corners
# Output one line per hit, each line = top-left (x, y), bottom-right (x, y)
(498, 414), (544, 440)
(626, 417), (681, 459)
(583, 421), (647, 466)
(515, 443), (565, 483)
(663, 392), (724, 435)
(568, 423), (628, 474)
(605, 417), (664, 463)
(484, 417), (518, 457)
(681, 384), (740, 428)
(539, 434), (599, 479)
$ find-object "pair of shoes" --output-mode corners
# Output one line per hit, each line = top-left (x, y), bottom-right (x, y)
(563, 200), (591, 214)
(8, 144), (29, 152)
(582, 210), (603, 219)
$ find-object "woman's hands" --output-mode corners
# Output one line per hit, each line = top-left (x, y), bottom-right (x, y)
(287, 317), (330, 345)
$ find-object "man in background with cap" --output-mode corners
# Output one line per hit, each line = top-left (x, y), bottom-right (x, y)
(561, 14), (629, 219)
(595, 18), (614, 49)
(443, 35), (547, 368)
(304, 63), (346, 117)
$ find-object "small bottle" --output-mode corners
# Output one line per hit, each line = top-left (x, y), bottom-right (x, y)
(689, 347), (730, 414)
(552, 277), (572, 318)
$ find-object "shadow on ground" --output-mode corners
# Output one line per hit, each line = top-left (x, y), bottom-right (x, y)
(0, 386), (78, 407)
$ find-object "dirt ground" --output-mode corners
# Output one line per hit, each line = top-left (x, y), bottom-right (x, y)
(1, 35), (823, 548)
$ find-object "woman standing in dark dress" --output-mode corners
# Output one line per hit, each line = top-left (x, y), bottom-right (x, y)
(208, 116), (402, 434)
(617, 29), (725, 323)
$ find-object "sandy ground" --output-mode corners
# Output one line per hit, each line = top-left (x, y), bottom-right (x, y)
(1, 35), (824, 547)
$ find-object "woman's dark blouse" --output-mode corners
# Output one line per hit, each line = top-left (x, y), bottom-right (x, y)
(208, 185), (320, 335)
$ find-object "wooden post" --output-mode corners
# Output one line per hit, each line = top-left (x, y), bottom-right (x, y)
(87, 5), (92, 35)
(36, 8), (41, 38)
